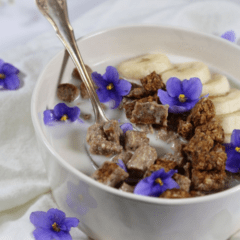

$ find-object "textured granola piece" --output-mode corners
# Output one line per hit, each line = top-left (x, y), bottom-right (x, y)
(103, 120), (122, 144)
(137, 94), (159, 104)
(92, 161), (129, 187)
(183, 162), (192, 178)
(187, 98), (215, 127)
(124, 130), (149, 151)
(191, 169), (226, 191)
(119, 182), (135, 193)
(87, 123), (123, 156)
(190, 191), (205, 197)
(195, 118), (224, 143)
(191, 144), (227, 171)
(112, 151), (133, 164)
(86, 123), (105, 144)
(126, 83), (147, 99)
(173, 173), (191, 192)
(123, 99), (137, 119)
(159, 153), (185, 168)
(140, 71), (165, 93)
(127, 144), (157, 174)
(131, 102), (169, 125)
(160, 189), (191, 198)
(177, 120), (193, 140)
(184, 132), (214, 157)
(156, 128), (178, 143)
(57, 83), (80, 102)
(72, 65), (93, 81)
(88, 138), (123, 156)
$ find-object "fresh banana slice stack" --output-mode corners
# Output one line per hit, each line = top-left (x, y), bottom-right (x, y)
(201, 73), (230, 97)
(117, 54), (172, 80)
(118, 54), (240, 143)
(161, 62), (211, 84)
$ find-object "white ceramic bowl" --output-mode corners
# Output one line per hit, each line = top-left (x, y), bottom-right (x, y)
(31, 25), (240, 240)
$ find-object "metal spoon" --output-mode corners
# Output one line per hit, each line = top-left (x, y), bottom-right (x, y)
(35, 0), (109, 168)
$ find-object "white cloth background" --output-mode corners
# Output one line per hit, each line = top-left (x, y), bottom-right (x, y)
(1, 0), (240, 239)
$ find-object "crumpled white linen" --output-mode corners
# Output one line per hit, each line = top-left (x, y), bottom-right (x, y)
(1, 0), (240, 239)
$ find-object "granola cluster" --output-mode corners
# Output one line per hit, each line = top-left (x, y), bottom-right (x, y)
(87, 71), (228, 199)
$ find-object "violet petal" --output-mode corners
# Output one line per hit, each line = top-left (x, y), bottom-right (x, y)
(221, 30), (236, 42)
(3, 74), (20, 90)
(66, 106), (81, 122)
(168, 105), (188, 114)
(52, 231), (72, 240)
(231, 129), (240, 146)
(32, 228), (53, 240)
(134, 177), (157, 196)
(91, 72), (107, 88)
(158, 89), (179, 106)
(96, 88), (111, 103)
(53, 103), (69, 120)
(30, 211), (52, 229)
(117, 159), (127, 172)
(166, 77), (182, 97)
(46, 208), (66, 223)
(182, 78), (202, 100)
(109, 90), (122, 109)
(225, 149), (240, 173)
(0, 59), (4, 69)
(103, 66), (119, 82)
(115, 79), (132, 96)
(61, 217), (79, 231)
(2, 63), (19, 75)
(43, 110), (56, 125)
(120, 123), (133, 134)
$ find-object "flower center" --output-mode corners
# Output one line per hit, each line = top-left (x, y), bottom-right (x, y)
(106, 83), (114, 90)
(60, 114), (68, 121)
(155, 178), (163, 186)
(0, 73), (5, 79)
(178, 94), (187, 103)
(235, 147), (240, 152)
(52, 222), (61, 232)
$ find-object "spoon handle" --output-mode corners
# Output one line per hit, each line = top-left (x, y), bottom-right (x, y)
(36, 0), (108, 124)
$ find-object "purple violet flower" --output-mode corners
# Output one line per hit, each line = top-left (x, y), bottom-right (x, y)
(91, 66), (131, 109)
(134, 168), (179, 197)
(221, 30), (236, 42)
(158, 77), (202, 114)
(30, 208), (79, 240)
(0, 59), (20, 90)
(224, 129), (240, 173)
(120, 123), (133, 134)
(43, 103), (81, 125)
(116, 159), (127, 172)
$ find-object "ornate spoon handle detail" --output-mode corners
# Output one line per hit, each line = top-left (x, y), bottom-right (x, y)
(36, 0), (108, 124)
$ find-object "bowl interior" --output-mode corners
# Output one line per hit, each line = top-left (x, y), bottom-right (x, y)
(32, 25), (240, 202)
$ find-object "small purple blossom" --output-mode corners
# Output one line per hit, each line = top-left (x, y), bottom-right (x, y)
(30, 208), (79, 240)
(91, 66), (131, 109)
(158, 77), (202, 113)
(224, 129), (240, 173)
(116, 159), (127, 172)
(0, 59), (20, 90)
(120, 123), (133, 134)
(221, 30), (236, 42)
(134, 168), (179, 197)
(43, 103), (81, 125)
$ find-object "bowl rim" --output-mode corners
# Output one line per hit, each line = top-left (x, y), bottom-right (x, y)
(31, 24), (240, 205)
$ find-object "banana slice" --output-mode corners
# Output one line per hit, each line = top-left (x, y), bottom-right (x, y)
(117, 54), (172, 80)
(216, 110), (240, 135)
(210, 88), (240, 115)
(201, 73), (230, 97)
(161, 61), (211, 84)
